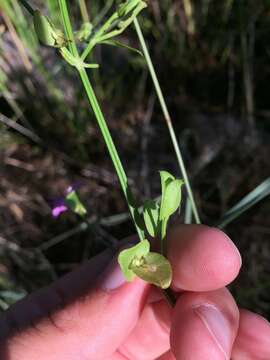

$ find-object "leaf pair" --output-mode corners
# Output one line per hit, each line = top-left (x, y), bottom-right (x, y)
(118, 171), (184, 289)
(143, 171), (184, 240)
(118, 240), (172, 289)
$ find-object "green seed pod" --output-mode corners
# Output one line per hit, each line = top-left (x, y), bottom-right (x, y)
(33, 10), (67, 48)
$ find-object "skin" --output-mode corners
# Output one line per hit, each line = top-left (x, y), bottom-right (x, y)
(0, 225), (269, 359)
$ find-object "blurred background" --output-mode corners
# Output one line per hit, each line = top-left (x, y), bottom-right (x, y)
(0, 0), (269, 318)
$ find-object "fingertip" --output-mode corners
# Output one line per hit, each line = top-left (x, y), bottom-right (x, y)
(167, 225), (242, 291)
(232, 309), (270, 359)
(170, 288), (239, 360)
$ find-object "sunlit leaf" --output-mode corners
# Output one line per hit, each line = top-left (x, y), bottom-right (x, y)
(161, 217), (168, 240)
(118, 239), (150, 281)
(160, 170), (175, 197)
(160, 179), (184, 220)
(131, 252), (172, 289)
(143, 199), (160, 237)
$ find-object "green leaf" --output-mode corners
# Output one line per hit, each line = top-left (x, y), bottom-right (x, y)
(131, 252), (172, 289)
(143, 200), (160, 237)
(161, 217), (168, 240)
(160, 179), (184, 220)
(118, 239), (150, 281)
(218, 177), (270, 229)
(101, 40), (143, 56)
(160, 170), (175, 197)
(65, 190), (87, 217)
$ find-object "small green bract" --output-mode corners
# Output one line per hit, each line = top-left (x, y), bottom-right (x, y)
(33, 10), (68, 48)
(65, 190), (87, 217)
(75, 22), (93, 42)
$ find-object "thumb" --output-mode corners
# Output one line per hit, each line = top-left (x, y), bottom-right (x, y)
(170, 288), (239, 360)
(0, 246), (150, 360)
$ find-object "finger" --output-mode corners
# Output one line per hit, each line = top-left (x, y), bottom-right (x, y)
(232, 309), (270, 359)
(156, 351), (176, 359)
(0, 246), (150, 360)
(118, 289), (172, 359)
(167, 225), (242, 291)
(170, 288), (239, 360)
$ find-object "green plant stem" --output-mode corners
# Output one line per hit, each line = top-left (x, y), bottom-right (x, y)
(78, 0), (90, 23)
(133, 18), (201, 225)
(18, 0), (34, 16)
(78, 68), (145, 242)
(57, 0), (145, 242)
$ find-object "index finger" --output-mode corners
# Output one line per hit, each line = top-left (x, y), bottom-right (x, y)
(168, 225), (242, 291)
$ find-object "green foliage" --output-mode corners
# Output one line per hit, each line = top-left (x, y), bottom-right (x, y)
(75, 22), (93, 42)
(159, 171), (184, 239)
(118, 239), (150, 281)
(59, 47), (99, 69)
(143, 199), (160, 237)
(118, 240), (172, 289)
(80, 0), (147, 60)
(33, 10), (68, 48)
(160, 178), (184, 220)
(160, 170), (175, 197)
(131, 252), (172, 289)
(118, 171), (183, 289)
(141, 172), (184, 240)
(65, 190), (87, 217)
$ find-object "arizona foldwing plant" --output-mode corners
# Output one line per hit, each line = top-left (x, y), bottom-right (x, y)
(18, 0), (185, 295)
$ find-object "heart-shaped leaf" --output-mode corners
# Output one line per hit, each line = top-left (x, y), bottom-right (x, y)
(118, 239), (150, 281)
(131, 252), (172, 289)
(143, 199), (160, 237)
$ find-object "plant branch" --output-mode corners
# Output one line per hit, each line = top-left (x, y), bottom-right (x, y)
(78, 0), (90, 23)
(57, 0), (145, 241)
(134, 18), (201, 224)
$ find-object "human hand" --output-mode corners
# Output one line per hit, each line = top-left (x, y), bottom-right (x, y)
(0, 225), (269, 359)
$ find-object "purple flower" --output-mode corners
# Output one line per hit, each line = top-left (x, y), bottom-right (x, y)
(50, 182), (83, 218)
(52, 204), (68, 218)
